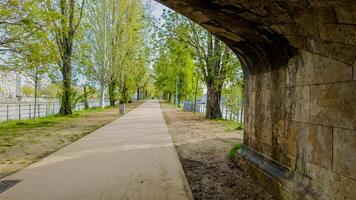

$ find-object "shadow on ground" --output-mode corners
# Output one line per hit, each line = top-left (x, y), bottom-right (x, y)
(161, 103), (274, 200)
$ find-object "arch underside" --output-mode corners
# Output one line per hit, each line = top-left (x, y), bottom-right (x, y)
(156, 1), (356, 199)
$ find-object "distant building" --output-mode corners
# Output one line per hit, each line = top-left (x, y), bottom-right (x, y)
(0, 71), (22, 99)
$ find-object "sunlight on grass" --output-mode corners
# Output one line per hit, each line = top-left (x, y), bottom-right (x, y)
(214, 119), (243, 132)
(0, 107), (113, 151)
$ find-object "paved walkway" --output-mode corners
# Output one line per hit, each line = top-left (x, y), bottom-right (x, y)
(0, 101), (193, 200)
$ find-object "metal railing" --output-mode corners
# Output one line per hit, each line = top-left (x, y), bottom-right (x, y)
(183, 101), (243, 123)
(0, 99), (110, 123)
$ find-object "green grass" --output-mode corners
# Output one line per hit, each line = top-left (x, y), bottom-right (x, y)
(0, 106), (113, 148)
(214, 119), (243, 132)
(228, 143), (242, 162)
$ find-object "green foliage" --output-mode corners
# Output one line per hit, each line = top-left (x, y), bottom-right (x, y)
(0, 106), (113, 152)
(82, 0), (150, 104)
(40, 83), (61, 98)
(153, 11), (203, 104)
(155, 10), (243, 118)
(228, 144), (242, 162)
(21, 85), (34, 97)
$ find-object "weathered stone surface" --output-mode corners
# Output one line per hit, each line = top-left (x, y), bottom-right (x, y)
(306, 125), (333, 169)
(286, 86), (310, 123)
(310, 82), (356, 129)
(283, 122), (333, 171)
(284, 122), (305, 168)
(333, 128), (356, 180)
(304, 163), (333, 200)
(335, 6), (356, 24)
(331, 173), (356, 200)
(306, 39), (356, 65)
(318, 24), (356, 45)
(296, 51), (352, 85)
(305, 162), (356, 200)
(354, 59), (356, 80)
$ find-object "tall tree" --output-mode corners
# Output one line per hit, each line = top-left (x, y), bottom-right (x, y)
(116, 0), (148, 104)
(46, 0), (85, 115)
(159, 11), (239, 119)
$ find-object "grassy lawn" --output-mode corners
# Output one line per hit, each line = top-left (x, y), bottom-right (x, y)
(214, 119), (243, 132)
(0, 101), (142, 179)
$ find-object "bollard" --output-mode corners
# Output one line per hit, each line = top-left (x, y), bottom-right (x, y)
(119, 103), (126, 115)
(6, 105), (9, 121)
(19, 104), (21, 120)
(29, 104), (31, 119)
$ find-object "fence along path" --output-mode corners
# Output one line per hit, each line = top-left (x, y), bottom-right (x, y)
(0, 100), (109, 122)
(183, 102), (244, 123)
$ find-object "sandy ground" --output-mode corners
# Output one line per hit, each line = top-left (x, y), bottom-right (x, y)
(161, 103), (275, 200)
(0, 102), (141, 179)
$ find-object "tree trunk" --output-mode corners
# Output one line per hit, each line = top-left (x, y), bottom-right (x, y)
(33, 71), (38, 120)
(83, 85), (89, 109)
(108, 80), (116, 106)
(137, 88), (140, 101)
(100, 84), (105, 108)
(205, 82), (222, 119)
(59, 46), (73, 115)
(168, 92), (172, 103)
(193, 76), (199, 113)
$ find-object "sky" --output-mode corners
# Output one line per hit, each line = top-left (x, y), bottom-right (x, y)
(142, 0), (170, 19)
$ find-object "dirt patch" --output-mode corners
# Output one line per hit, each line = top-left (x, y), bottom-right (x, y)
(0, 102), (142, 179)
(161, 103), (274, 200)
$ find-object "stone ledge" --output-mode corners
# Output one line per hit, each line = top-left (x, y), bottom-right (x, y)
(236, 146), (295, 200)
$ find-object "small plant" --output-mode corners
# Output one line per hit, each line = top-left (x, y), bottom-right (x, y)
(228, 143), (242, 162)
(236, 124), (243, 130)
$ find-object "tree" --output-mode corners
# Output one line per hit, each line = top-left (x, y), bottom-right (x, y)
(159, 10), (240, 119)
(115, 0), (149, 104)
(4, 13), (57, 119)
(83, 0), (149, 106)
(153, 36), (200, 105)
(222, 62), (244, 122)
(0, 1), (45, 57)
(84, 0), (118, 107)
(9, 43), (55, 119)
(46, 0), (85, 115)
(21, 85), (34, 97)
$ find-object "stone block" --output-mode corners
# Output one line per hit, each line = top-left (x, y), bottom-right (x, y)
(286, 86), (310, 123)
(310, 82), (356, 129)
(296, 51), (352, 85)
(331, 173), (356, 200)
(306, 39), (356, 65)
(306, 125), (333, 169)
(313, 7), (337, 23)
(333, 128), (356, 180)
(285, 122), (333, 170)
(318, 23), (356, 45)
(285, 35), (307, 49)
(335, 6), (356, 24)
(305, 162), (332, 200)
(354, 59), (356, 80)
(305, 162), (356, 200)
(279, 121), (307, 168)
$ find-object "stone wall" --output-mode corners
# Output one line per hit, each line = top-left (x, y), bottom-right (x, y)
(156, 0), (356, 199)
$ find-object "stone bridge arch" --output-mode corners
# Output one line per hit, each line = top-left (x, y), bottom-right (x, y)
(156, 1), (356, 199)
